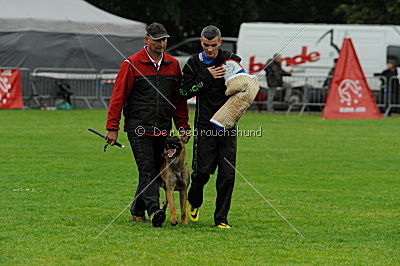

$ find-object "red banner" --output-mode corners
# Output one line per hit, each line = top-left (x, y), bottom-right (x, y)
(322, 38), (381, 119)
(0, 69), (24, 109)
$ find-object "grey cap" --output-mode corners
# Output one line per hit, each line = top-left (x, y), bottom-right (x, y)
(146, 22), (170, 40)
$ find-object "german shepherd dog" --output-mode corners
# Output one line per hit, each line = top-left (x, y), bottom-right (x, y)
(160, 135), (190, 225)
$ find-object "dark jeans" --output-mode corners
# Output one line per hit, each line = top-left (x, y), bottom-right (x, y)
(128, 133), (166, 217)
(188, 128), (237, 225)
(267, 87), (278, 112)
(267, 85), (292, 112)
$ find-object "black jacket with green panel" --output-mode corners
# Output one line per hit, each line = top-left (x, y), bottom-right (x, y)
(179, 49), (241, 129)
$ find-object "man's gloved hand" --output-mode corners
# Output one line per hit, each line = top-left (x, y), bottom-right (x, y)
(222, 59), (249, 96)
(210, 74), (260, 130)
(225, 75), (252, 96)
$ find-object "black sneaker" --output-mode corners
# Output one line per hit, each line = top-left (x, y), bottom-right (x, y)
(150, 209), (166, 228)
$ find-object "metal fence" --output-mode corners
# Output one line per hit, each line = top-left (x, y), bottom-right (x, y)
(2, 67), (399, 116)
(99, 69), (118, 108)
(255, 75), (397, 117)
(30, 68), (100, 109)
(384, 76), (400, 116)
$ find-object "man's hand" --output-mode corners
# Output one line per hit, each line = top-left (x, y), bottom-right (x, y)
(207, 66), (226, 79)
(179, 129), (191, 144)
(105, 130), (118, 146)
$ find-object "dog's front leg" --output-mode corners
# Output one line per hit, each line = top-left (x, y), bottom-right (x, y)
(166, 187), (177, 226)
(180, 190), (188, 225)
(162, 190), (168, 211)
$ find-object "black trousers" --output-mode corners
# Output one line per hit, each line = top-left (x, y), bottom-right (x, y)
(128, 133), (166, 217)
(188, 128), (237, 225)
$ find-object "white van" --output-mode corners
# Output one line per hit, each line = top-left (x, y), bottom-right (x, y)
(237, 23), (400, 89)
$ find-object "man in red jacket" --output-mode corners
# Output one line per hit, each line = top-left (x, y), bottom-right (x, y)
(105, 22), (190, 227)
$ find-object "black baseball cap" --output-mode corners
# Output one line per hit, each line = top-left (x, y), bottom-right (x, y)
(146, 22), (170, 40)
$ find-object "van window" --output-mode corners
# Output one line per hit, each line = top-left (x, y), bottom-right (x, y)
(220, 42), (235, 53)
(169, 41), (201, 56)
(387, 46), (400, 65)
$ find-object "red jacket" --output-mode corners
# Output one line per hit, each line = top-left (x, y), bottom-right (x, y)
(106, 47), (190, 134)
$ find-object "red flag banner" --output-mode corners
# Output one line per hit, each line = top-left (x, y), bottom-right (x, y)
(0, 69), (24, 109)
(322, 38), (382, 119)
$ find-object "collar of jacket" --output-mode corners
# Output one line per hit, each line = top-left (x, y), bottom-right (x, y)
(198, 49), (226, 65)
(137, 47), (173, 65)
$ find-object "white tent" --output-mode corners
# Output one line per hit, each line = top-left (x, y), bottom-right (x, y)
(0, 0), (146, 69)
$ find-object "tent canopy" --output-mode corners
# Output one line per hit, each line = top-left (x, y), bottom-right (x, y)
(0, 0), (146, 37)
(0, 0), (146, 70)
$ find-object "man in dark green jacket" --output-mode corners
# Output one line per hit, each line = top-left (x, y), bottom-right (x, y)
(180, 25), (240, 229)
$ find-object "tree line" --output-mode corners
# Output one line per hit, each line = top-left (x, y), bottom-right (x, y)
(87, 0), (400, 45)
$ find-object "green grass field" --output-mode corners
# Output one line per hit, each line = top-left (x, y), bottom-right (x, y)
(1, 109), (399, 264)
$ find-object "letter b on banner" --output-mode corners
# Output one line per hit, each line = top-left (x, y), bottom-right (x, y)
(0, 69), (24, 109)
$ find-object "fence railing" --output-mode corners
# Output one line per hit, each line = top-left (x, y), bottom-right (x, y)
(30, 68), (100, 109)
(2, 67), (399, 116)
(99, 69), (118, 108)
(384, 76), (400, 116)
(255, 75), (397, 116)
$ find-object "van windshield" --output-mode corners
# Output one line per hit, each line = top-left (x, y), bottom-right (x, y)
(220, 42), (235, 53)
(387, 46), (400, 65)
(169, 41), (201, 56)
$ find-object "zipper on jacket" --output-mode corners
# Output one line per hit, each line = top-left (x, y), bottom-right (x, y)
(155, 68), (160, 129)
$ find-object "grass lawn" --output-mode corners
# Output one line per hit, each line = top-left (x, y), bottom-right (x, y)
(1, 109), (399, 264)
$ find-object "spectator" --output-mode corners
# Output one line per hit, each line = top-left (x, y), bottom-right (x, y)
(264, 54), (292, 113)
(374, 60), (399, 114)
(323, 58), (338, 90)
(55, 80), (73, 110)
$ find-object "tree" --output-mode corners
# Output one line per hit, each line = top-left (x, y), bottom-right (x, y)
(334, 0), (400, 24)
(256, 0), (344, 23)
(87, 0), (259, 44)
(86, 0), (399, 44)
